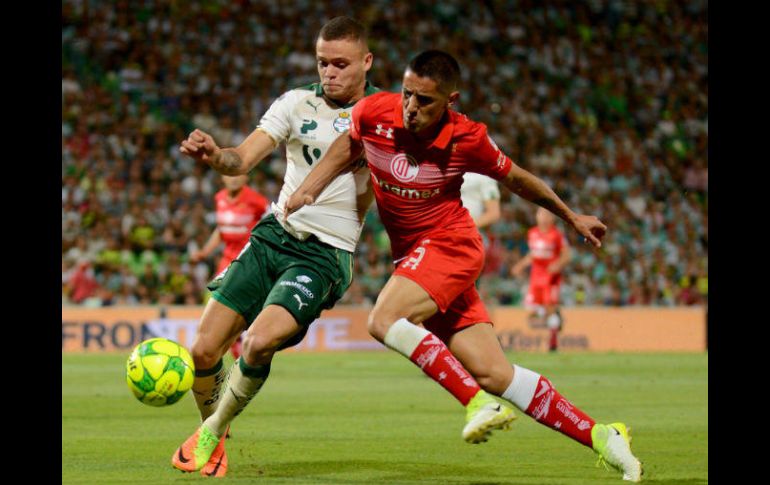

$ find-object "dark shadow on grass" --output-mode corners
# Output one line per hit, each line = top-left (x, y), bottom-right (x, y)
(640, 480), (707, 485)
(240, 459), (518, 484)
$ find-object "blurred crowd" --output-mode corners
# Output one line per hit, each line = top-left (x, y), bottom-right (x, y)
(62, 0), (707, 308)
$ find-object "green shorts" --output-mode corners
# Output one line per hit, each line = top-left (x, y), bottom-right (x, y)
(207, 214), (353, 349)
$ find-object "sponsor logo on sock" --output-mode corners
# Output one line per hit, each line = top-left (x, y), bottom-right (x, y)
(556, 398), (582, 426)
(230, 388), (243, 403)
(415, 345), (440, 369)
(296, 275), (312, 283)
(443, 355), (472, 381)
(421, 335), (442, 347)
(535, 379), (551, 398)
(578, 420), (592, 431)
(531, 378), (555, 420)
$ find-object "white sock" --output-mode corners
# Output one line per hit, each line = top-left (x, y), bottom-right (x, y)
(501, 364), (541, 411)
(204, 358), (270, 437)
(191, 359), (228, 422)
(383, 318), (430, 357)
(546, 313), (562, 329)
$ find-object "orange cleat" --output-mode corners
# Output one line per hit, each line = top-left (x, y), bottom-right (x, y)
(200, 428), (229, 477)
(171, 425), (220, 473)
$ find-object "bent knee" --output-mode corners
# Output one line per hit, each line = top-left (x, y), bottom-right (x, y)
(472, 366), (514, 396)
(367, 310), (396, 342)
(241, 333), (281, 362)
(191, 341), (224, 371)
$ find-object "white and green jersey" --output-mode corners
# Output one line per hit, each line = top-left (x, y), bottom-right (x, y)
(257, 82), (379, 252)
(460, 172), (501, 221)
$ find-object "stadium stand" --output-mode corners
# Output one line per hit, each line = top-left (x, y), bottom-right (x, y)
(62, 0), (707, 308)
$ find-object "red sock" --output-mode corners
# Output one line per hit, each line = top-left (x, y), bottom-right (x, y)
(409, 334), (481, 406)
(549, 329), (558, 351)
(526, 376), (595, 447)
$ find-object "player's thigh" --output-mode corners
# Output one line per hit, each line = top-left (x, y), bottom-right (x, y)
(447, 322), (513, 395)
(370, 274), (439, 333)
(192, 297), (248, 368)
(544, 283), (561, 307)
(257, 264), (342, 351)
(206, 238), (274, 332)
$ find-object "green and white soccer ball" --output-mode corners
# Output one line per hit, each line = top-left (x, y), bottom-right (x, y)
(126, 338), (195, 407)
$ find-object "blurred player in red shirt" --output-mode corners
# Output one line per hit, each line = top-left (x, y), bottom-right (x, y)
(512, 207), (571, 352)
(191, 174), (269, 358)
(286, 50), (640, 481)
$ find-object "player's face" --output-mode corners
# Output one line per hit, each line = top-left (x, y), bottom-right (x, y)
(401, 69), (459, 135)
(222, 174), (248, 192)
(316, 38), (373, 104)
(536, 207), (555, 229)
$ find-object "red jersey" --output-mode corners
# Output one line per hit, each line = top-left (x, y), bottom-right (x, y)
(214, 186), (268, 266)
(527, 226), (568, 285)
(350, 92), (512, 259)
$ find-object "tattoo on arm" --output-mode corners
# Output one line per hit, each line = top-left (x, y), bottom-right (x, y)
(216, 150), (243, 175)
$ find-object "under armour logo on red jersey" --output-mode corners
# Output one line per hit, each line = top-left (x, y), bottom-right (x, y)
(376, 123), (394, 139)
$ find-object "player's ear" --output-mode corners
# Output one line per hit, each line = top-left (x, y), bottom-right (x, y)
(447, 91), (460, 106)
(363, 51), (373, 71)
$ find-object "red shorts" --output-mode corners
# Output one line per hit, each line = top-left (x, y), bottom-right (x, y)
(216, 257), (232, 276)
(393, 229), (491, 342)
(525, 282), (561, 307)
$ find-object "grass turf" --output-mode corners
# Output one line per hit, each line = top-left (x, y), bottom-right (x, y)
(62, 351), (707, 484)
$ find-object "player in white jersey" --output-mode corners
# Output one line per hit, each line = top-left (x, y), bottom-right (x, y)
(171, 17), (378, 476)
(461, 172), (502, 268)
(460, 172), (501, 232)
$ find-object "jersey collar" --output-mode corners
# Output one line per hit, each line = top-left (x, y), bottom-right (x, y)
(317, 81), (378, 109)
(391, 95), (454, 149)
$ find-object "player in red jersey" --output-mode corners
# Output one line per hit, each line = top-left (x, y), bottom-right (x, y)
(191, 173), (269, 358)
(512, 207), (571, 352)
(287, 50), (641, 481)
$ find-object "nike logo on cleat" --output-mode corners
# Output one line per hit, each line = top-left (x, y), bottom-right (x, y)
(205, 454), (224, 476)
(493, 405), (501, 412)
(611, 428), (620, 436)
(177, 448), (190, 464)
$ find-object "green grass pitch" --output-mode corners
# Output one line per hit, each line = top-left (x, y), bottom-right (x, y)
(62, 351), (707, 484)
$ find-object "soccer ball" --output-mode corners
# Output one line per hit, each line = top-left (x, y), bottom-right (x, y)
(126, 338), (195, 407)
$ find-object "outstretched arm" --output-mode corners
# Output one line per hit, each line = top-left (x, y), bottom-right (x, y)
(180, 128), (276, 175)
(190, 228), (221, 263)
(283, 132), (363, 219)
(501, 163), (607, 247)
(511, 253), (532, 278)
